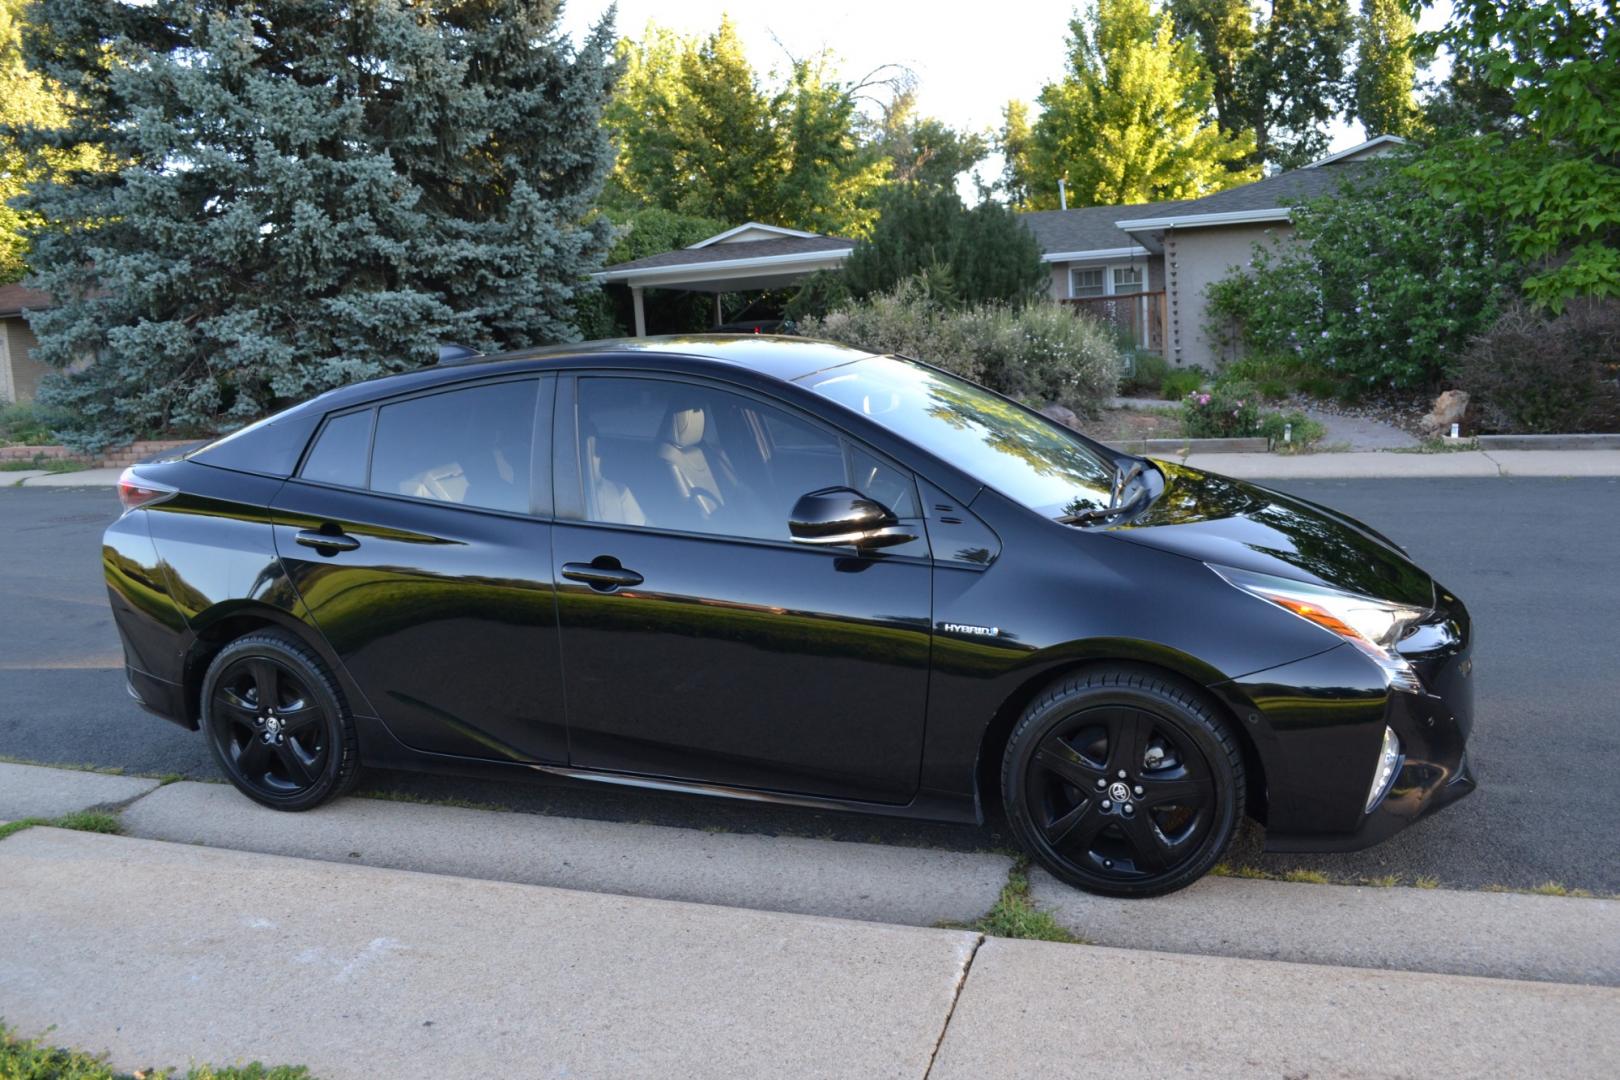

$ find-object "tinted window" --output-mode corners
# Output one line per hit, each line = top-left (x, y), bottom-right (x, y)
(300, 410), (373, 488)
(369, 381), (538, 514)
(804, 356), (1115, 519)
(577, 377), (912, 542)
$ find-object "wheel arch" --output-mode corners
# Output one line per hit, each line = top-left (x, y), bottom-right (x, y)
(972, 647), (1270, 829)
(180, 602), (355, 729)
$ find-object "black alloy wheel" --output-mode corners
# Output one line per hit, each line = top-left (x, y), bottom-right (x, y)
(1004, 667), (1244, 897)
(201, 631), (359, 811)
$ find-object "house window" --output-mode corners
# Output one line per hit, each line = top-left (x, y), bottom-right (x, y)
(1112, 266), (1145, 294)
(1069, 268), (1105, 297)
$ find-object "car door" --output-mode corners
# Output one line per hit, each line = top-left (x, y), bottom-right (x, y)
(551, 372), (933, 804)
(272, 375), (567, 764)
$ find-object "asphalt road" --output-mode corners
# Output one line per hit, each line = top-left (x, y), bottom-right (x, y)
(2, 477), (1616, 892)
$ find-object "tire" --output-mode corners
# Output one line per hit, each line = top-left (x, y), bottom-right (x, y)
(200, 630), (361, 811)
(1002, 666), (1244, 898)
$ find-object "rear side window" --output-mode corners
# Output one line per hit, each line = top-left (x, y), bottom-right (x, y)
(300, 410), (373, 488)
(369, 381), (538, 514)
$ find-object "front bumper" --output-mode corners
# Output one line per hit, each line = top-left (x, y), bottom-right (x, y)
(1215, 588), (1476, 851)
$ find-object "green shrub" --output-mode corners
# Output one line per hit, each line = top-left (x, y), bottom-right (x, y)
(1119, 350), (1168, 396)
(801, 282), (1121, 413)
(1203, 160), (1518, 393)
(1160, 367), (1206, 400)
(1454, 299), (1620, 433)
(1256, 410), (1327, 450)
(1181, 382), (1262, 438)
(0, 402), (69, 446)
(1217, 353), (1344, 401)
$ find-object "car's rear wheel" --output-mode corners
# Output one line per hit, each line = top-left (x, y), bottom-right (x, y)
(201, 631), (359, 811)
(1002, 667), (1244, 898)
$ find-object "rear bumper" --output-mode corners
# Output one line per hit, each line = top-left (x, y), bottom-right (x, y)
(124, 663), (192, 729)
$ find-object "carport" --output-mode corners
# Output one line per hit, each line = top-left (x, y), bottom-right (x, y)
(592, 223), (854, 336)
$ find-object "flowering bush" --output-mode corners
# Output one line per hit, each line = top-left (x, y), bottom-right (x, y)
(1203, 160), (1519, 393)
(1181, 383), (1262, 438)
(800, 282), (1121, 413)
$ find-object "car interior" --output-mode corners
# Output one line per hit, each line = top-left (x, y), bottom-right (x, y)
(578, 379), (902, 541)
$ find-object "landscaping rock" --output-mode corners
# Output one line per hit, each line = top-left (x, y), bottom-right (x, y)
(1421, 389), (1470, 436)
(1040, 403), (1081, 429)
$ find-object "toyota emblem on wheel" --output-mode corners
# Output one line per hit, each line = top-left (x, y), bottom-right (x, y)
(1109, 781), (1131, 804)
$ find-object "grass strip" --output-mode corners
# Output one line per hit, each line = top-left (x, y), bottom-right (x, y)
(0, 1020), (311, 1079)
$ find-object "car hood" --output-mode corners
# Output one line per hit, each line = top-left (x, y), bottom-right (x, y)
(1107, 461), (1435, 609)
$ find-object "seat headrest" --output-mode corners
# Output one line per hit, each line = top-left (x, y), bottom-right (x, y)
(666, 405), (706, 448)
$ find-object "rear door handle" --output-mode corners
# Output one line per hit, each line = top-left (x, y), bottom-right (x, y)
(561, 561), (644, 590)
(295, 528), (360, 553)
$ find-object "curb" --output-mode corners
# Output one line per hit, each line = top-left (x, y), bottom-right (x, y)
(1113, 436), (1270, 454)
(1477, 433), (1620, 451)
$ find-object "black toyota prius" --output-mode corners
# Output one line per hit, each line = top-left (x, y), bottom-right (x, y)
(103, 335), (1475, 896)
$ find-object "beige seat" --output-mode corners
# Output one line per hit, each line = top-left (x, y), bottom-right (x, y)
(586, 431), (645, 526)
(657, 403), (739, 519)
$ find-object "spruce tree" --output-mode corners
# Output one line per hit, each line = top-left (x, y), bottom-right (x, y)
(13, 0), (616, 449)
(840, 185), (1048, 309)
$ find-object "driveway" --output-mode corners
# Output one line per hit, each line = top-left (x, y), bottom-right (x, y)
(1, 477), (1616, 892)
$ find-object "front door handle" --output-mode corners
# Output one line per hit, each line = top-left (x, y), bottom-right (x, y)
(295, 528), (360, 553)
(561, 560), (644, 590)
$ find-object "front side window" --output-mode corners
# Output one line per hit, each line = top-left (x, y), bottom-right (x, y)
(1112, 266), (1145, 293)
(803, 356), (1116, 519)
(369, 381), (538, 513)
(1069, 268), (1105, 297)
(575, 377), (915, 541)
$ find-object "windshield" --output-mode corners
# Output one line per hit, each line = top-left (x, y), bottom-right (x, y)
(802, 355), (1117, 518)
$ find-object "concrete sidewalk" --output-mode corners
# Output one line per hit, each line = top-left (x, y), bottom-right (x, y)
(117, 777), (1620, 987)
(122, 779), (1014, 926)
(0, 760), (161, 819)
(3, 825), (1617, 1079)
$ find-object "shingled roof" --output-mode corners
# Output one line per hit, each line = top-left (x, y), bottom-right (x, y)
(1020, 201), (1188, 257)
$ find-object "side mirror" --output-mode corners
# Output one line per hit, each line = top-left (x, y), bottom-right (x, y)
(789, 487), (916, 550)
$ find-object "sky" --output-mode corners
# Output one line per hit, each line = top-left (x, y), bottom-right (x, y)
(560, 1), (1455, 195)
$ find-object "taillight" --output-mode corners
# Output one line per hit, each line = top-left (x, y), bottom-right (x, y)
(117, 468), (176, 512)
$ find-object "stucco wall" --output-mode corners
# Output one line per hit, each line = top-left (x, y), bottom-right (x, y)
(2, 317), (51, 403)
(1164, 222), (1294, 370)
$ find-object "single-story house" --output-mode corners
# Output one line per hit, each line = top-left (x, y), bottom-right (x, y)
(0, 283), (52, 404)
(1023, 135), (1407, 369)
(593, 223), (855, 336)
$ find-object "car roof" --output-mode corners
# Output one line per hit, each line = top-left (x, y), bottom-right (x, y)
(307, 334), (878, 413)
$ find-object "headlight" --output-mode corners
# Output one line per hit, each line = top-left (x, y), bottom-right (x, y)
(1365, 725), (1404, 813)
(1209, 564), (1429, 694)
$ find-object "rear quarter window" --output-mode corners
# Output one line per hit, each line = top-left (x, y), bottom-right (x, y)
(300, 409), (374, 488)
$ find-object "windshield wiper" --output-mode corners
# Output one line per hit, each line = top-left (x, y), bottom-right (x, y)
(1111, 460), (1145, 508)
(1057, 460), (1151, 527)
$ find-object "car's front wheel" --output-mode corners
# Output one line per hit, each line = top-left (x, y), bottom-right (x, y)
(1003, 666), (1244, 898)
(200, 630), (360, 811)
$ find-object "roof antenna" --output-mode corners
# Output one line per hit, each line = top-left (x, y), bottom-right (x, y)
(437, 343), (483, 366)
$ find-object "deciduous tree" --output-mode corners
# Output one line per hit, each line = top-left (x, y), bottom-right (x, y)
(1023, 0), (1255, 209)
(0, 0), (101, 283)
(1170, 0), (1357, 169)
(1412, 0), (1620, 305)
(605, 17), (890, 235)
(1354, 0), (1423, 137)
